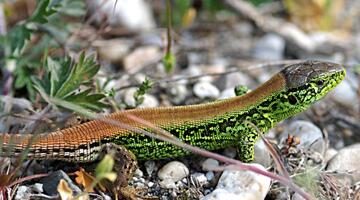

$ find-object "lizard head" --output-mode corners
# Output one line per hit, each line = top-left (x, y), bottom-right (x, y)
(281, 60), (345, 104)
(260, 61), (345, 124)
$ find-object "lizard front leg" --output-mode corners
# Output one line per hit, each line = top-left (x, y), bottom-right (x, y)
(96, 143), (139, 199)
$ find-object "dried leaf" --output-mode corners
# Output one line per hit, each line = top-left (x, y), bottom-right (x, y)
(57, 179), (74, 200)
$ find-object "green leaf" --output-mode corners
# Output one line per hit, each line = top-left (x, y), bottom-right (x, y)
(133, 78), (153, 106)
(95, 155), (115, 177)
(7, 25), (32, 55)
(64, 89), (106, 111)
(55, 52), (100, 98)
(30, 0), (59, 24)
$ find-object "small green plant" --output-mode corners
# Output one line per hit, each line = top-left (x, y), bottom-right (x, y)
(0, 0), (85, 99)
(33, 52), (106, 111)
(133, 78), (153, 107)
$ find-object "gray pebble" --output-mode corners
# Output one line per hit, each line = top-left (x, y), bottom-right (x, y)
(15, 186), (31, 200)
(41, 170), (81, 196)
(327, 144), (360, 182)
(252, 33), (285, 60)
(219, 88), (236, 100)
(158, 161), (189, 183)
(206, 171), (215, 181)
(253, 139), (272, 167)
(329, 77), (358, 108)
(202, 158), (219, 171)
(193, 82), (220, 99)
(191, 172), (208, 187)
(168, 83), (188, 104)
(201, 163), (271, 200)
(122, 87), (159, 108)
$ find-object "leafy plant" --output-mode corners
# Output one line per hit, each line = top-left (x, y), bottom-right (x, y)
(133, 78), (153, 107)
(0, 0), (86, 98)
(33, 52), (106, 111)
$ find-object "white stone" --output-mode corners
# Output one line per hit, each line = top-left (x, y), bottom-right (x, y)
(193, 82), (220, 99)
(93, 39), (132, 63)
(159, 179), (177, 189)
(32, 183), (43, 193)
(123, 46), (160, 73)
(225, 72), (253, 90)
(147, 181), (155, 188)
(329, 77), (358, 108)
(191, 172), (208, 187)
(138, 94), (159, 108)
(327, 144), (360, 182)
(219, 88), (236, 100)
(122, 87), (158, 108)
(252, 33), (285, 60)
(202, 158), (219, 171)
(202, 163), (271, 200)
(133, 168), (143, 178)
(206, 171), (215, 181)
(324, 148), (338, 163)
(15, 186), (31, 200)
(253, 139), (272, 167)
(158, 161), (189, 183)
(168, 83), (188, 104)
(87, 0), (155, 31)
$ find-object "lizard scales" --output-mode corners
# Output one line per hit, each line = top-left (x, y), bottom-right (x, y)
(0, 61), (345, 162)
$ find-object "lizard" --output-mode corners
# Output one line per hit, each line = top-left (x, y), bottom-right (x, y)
(0, 60), (345, 189)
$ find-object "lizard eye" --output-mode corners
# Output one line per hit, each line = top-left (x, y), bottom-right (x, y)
(316, 80), (324, 87)
(288, 95), (297, 105)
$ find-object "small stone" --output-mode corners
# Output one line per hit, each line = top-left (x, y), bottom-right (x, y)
(223, 147), (237, 159)
(147, 181), (155, 188)
(191, 173), (208, 187)
(93, 39), (132, 64)
(252, 33), (285, 60)
(168, 83), (188, 104)
(280, 120), (325, 154)
(224, 72), (253, 90)
(202, 163), (271, 200)
(159, 179), (177, 189)
(122, 87), (158, 108)
(324, 148), (338, 163)
(1, 96), (33, 112)
(171, 190), (178, 198)
(219, 88), (236, 99)
(138, 94), (159, 108)
(32, 183), (43, 193)
(87, 0), (155, 31)
(253, 139), (272, 167)
(329, 77), (358, 108)
(123, 46), (160, 73)
(144, 160), (156, 176)
(234, 22), (254, 36)
(292, 193), (306, 200)
(327, 144), (360, 182)
(206, 171), (215, 181)
(202, 158), (220, 171)
(15, 186), (31, 200)
(41, 170), (81, 196)
(193, 82), (220, 99)
(158, 161), (189, 183)
(133, 168), (144, 178)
